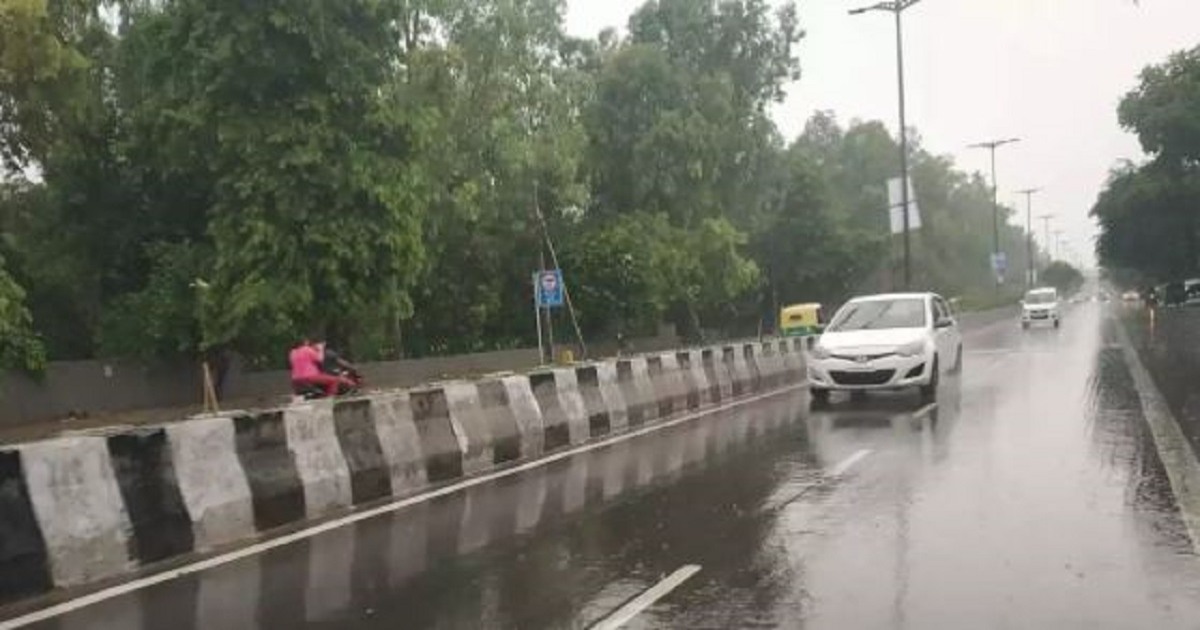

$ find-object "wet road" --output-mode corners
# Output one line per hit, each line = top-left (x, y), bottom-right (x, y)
(16, 302), (1200, 629)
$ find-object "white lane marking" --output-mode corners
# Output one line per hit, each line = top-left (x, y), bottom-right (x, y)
(1112, 320), (1200, 555)
(0, 384), (806, 629)
(829, 448), (873, 478)
(763, 448), (875, 512)
(590, 565), (702, 630)
(910, 403), (937, 421)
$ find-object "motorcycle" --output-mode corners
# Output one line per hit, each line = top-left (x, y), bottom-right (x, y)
(292, 366), (364, 400)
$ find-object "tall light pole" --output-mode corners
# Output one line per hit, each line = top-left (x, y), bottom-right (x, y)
(1053, 230), (1065, 260)
(1037, 213), (1053, 279)
(850, 0), (925, 290)
(969, 137), (1020, 284)
(1016, 188), (1040, 287)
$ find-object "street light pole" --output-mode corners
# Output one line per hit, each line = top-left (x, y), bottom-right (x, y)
(1037, 213), (1053, 279)
(850, 0), (925, 290)
(968, 137), (1020, 285)
(1017, 188), (1040, 287)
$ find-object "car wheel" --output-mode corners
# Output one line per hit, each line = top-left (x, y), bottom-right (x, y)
(919, 357), (939, 402)
(1053, 318), (1061, 329)
(1021, 321), (1030, 330)
(810, 387), (831, 408)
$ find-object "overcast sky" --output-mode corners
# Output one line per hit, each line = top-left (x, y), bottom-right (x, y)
(566, 0), (1200, 268)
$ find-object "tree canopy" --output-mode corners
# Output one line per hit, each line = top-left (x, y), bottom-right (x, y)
(0, 0), (1042, 370)
(1094, 45), (1200, 285)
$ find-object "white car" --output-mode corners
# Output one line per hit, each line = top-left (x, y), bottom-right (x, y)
(1021, 287), (1060, 329)
(807, 293), (963, 405)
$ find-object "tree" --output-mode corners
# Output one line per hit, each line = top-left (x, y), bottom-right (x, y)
(1041, 261), (1084, 295)
(1118, 46), (1200, 167)
(1094, 46), (1200, 281)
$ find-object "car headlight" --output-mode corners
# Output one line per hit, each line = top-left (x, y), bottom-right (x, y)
(896, 339), (926, 357)
(810, 344), (832, 360)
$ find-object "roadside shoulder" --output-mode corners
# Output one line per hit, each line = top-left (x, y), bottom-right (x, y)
(1114, 317), (1200, 554)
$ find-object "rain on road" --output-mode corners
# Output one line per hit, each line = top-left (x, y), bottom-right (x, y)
(15, 301), (1200, 629)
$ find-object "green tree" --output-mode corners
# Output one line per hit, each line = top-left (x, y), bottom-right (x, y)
(1041, 261), (1084, 295)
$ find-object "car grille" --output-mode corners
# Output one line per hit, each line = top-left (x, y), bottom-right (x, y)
(831, 352), (894, 362)
(830, 370), (895, 386)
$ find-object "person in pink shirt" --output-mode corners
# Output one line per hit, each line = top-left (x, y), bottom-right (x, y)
(289, 334), (354, 397)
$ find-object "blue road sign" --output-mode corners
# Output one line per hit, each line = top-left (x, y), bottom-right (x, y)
(991, 252), (1007, 274)
(535, 269), (564, 308)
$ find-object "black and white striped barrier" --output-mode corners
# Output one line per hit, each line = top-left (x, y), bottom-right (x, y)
(0, 340), (807, 606)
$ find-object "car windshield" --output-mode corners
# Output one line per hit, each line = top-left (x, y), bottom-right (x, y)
(827, 298), (927, 331)
(1025, 291), (1057, 305)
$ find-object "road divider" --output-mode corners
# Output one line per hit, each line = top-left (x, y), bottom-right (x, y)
(0, 339), (808, 612)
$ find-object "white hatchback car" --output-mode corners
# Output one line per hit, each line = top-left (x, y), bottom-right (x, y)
(1021, 287), (1060, 329)
(807, 293), (962, 404)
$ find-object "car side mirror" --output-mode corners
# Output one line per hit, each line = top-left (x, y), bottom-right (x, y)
(935, 318), (953, 329)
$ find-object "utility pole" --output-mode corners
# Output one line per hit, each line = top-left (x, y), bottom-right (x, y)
(1053, 230), (1065, 261)
(849, 0), (926, 290)
(969, 137), (1020, 285)
(1016, 188), (1041, 287)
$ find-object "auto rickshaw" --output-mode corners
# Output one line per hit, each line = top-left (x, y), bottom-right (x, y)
(779, 303), (825, 337)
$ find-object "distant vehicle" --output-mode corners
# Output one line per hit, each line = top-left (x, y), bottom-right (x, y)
(1121, 291), (1139, 304)
(1021, 287), (1061, 329)
(1185, 279), (1200, 305)
(779, 303), (825, 338)
(807, 292), (962, 405)
(1160, 282), (1186, 307)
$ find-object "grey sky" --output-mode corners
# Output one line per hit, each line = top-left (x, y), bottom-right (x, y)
(566, 0), (1200, 268)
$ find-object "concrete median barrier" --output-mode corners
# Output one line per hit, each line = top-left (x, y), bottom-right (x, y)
(475, 378), (522, 466)
(658, 354), (689, 416)
(165, 416), (255, 551)
(615, 358), (657, 428)
(596, 362), (629, 434)
(676, 351), (704, 410)
(369, 392), (427, 496)
(19, 437), (134, 588)
(282, 403), (353, 519)
(106, 428), (195, 565)
(233, 410), (307, 531)
(701, 348), (729, 402)
(0, 449), (52, 603)
(443, 382), (494, 476)
(528, 369), (588, 452)
(501, 376), (544, 458)
(575, 364), (612, 438)
(724, 345), (751, 396)
(331, 399), (393, 506)
(0, 336), (807, 608)
(408, 388), (466, 483)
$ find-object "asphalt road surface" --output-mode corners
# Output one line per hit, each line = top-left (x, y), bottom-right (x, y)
(13, 301), (1200, 629)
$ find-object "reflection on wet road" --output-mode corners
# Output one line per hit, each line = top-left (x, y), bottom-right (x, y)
(24, 303), (1200, 629)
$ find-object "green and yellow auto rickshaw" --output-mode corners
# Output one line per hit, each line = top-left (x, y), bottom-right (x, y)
(779, 303), (825, 338)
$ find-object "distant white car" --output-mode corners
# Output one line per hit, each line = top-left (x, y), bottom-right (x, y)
(807, 292), (963, 404)
(1021, 287), (1061, 329)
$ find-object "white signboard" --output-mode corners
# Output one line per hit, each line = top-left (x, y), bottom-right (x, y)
(887, 177), (922, 234)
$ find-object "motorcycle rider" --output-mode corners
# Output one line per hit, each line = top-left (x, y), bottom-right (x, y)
(289, 334), (355, 398)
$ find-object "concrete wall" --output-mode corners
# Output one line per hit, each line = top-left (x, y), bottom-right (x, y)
(0, 339), (806, 606)
(0, 332), (695, 430)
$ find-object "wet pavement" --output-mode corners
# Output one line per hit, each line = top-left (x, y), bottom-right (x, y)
(11, 302), (1200, 629)
(1124, 304), (1200, 460)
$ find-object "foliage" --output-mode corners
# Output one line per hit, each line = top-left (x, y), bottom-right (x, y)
(1041, 261), (1084, 295)
(0, 0), (1047, 370)
(1094, 45), (1200, 282)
